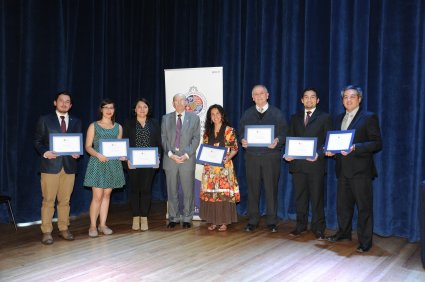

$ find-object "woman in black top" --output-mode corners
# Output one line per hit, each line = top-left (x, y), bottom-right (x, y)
(123, 98), (161, 231)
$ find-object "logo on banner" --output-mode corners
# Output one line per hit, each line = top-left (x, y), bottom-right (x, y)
(184, 86), (207, 116)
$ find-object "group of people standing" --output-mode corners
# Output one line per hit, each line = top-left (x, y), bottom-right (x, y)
(34, 83), (381, 254)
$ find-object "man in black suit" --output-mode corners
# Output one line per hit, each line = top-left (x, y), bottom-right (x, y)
(326, 85), (382, 253)
(284, 88), (332, 239)
(34, 91), (82, 245)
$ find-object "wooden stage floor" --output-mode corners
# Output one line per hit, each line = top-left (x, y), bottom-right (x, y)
(0, 202), (424, 281)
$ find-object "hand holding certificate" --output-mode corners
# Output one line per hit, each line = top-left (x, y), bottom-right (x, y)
(128, 147), (159, 168)
(285, 137), (317, 160)
(196, 144), (227, 167)
(49, 133), (83, 156)
(324, 130), (355, 153)
(244, 125), (275, 147)
(99, 139), (129, 160)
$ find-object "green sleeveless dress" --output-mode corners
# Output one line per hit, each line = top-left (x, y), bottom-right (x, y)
(83, 122), (125, 188)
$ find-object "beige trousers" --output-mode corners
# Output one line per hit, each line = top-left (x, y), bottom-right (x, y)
(40, 169), (75, 233)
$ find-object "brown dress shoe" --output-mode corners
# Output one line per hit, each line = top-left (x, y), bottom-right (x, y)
(41, 232), (54, 245)
(58, 230), (74, 241)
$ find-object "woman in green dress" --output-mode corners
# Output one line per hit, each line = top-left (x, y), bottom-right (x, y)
(84, 99), (125, 237)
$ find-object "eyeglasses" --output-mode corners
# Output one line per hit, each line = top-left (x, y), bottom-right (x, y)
(102, 106), (115, 110)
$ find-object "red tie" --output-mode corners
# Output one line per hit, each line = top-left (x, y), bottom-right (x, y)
(60, 116), (66, 133)
(304, 111), (311, 127)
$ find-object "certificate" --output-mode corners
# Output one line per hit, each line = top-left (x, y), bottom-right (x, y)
(128, 147), (158, 168)
(196, 144), (227, 167)
(245, 125), (275, 147)
(285, 137), (317, 159)
(99, 139), (129, 159)
(49, 133), (83, 156)
(324, 130), (355, 153)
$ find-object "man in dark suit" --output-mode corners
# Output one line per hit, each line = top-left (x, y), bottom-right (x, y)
(284, 88), (332, 239)
(161, 93), (200, 229)
(239, 85), (288, 233)
(34, 91), (82, 245)
(326, 85), (382, 253)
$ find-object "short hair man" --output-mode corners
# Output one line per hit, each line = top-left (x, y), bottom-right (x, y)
(284, 88), (332, 239)
(34, 91), (82, 245)
(161, 94), (200, 229)
(239, 85), (288, 232)
(326, 85), (382, 253)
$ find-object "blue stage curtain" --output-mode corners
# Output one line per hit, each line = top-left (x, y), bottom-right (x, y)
(0, 0), (424, 241)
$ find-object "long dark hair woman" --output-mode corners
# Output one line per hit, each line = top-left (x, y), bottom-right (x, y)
(122, 98), (162, 231)
(200, 104), (240, 231)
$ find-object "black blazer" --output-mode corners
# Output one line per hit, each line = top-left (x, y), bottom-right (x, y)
(122, 117), (162, 156)
(34, 113), (82, 174)
(287, 109), (332, 174)
(334, 109), (382, 179)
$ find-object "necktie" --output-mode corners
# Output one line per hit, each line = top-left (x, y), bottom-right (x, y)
(60, 116), (66, 133)
(304, 111), (311, 127)
(341, 113), (351, 130)
(175, 114), (182, 149)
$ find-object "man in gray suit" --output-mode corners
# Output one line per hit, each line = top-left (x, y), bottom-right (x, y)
(161, 93), (200, 228)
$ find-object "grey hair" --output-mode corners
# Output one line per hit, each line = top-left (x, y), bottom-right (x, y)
(341, 85), (363, 98)
(252, 84), (269, 94)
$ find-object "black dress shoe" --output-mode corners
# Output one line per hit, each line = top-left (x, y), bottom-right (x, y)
(356, 245), (371, 253)
(245, 224), (257, 232)
(268, 224), (278, 233)
(326, 233), (352, 242)
(289, 228), (306, 236)
(314, 231), (326, 240)
(167, 222), (178, 228)
(182, 222), (191, 228)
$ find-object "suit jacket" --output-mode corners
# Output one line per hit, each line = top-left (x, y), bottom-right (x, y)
(161, 111), (200, 170)
(34, 113), (82, 174)
(288, 109), (332, 174)
(334, 109), (382, 179)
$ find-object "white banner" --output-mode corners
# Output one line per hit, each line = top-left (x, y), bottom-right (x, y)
(164, 67), (223, 219)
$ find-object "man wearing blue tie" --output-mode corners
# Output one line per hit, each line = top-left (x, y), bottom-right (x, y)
(161, 94), (200, 229)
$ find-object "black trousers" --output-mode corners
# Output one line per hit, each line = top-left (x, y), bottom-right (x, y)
(292, 171), (325, 233)
(128, 168), (156, 217)
(337, 176), (373, 249)
(245, 152), (281, 225)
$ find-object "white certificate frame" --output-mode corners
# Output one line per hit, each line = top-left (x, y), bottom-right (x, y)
(285, 137), (317, 159)
(324, 130), (355, 153)
(196, 144), (227, 167)
(244, 125), (275, 147)
(128, 147), (158, 168)
(49, 133), (83, 156)
(99, 139), (129, 159)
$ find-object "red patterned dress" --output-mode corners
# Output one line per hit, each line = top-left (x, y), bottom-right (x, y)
(200, 126), (240, 225)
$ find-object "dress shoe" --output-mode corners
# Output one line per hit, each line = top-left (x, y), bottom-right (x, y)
(245, 224), (257, 232)
(132, 216), (140, 231)
(140, 217), (148, 231)
(167, 222), (178, 228)
(289, 228), (306, 237)
(326, 233), (352, 242)
(58, 229), (74, 241)
(182, 222), (192, 228)
(41, 232), (53, 245)
(98, 226), (113, 235)
(356, 245), (371, 253)
(268, 224), (278, 233)
(314, 231), (326, 240)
